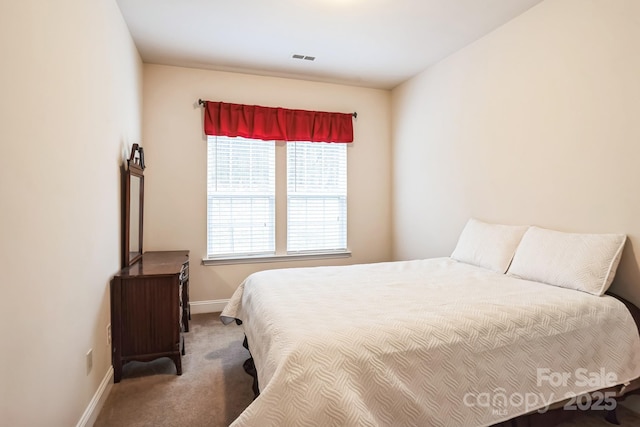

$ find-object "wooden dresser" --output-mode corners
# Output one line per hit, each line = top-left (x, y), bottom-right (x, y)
(110, 250), (190, 383)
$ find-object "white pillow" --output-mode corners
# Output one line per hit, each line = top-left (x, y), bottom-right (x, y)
(507, 226), (626, 296)
(451, 218), (528, 273)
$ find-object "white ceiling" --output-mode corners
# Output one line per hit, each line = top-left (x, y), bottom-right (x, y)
(115, 0), (543, 90)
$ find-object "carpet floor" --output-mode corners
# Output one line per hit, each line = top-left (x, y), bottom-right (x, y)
(94, 313), (640, 427)
(94, 313), (254, 427)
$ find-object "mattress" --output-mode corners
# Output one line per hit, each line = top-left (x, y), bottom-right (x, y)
(221, 258), (640, 427)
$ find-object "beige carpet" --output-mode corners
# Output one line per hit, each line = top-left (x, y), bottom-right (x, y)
(95, 313), (254, 427)
(95, 313), (640, 427)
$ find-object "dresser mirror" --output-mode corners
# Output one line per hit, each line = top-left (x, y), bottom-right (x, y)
(123, 144), (145, 267)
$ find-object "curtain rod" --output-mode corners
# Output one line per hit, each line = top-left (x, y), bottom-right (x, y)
(198, 99), (357, 119)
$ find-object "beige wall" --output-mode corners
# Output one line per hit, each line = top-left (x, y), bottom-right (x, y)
(143, 64), (392, 302)
(391, 0), (640, 306)
(0, 0), (142, 425)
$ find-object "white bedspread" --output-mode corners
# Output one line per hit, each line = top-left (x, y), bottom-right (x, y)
(221, 258), (640, 427)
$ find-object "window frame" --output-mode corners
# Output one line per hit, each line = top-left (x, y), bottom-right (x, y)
(286, 141), (348, 254)
(206, 136), (277, 258)
(204, 137), (351, 265)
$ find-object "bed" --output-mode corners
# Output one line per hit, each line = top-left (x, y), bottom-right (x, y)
(221, 220), (640, 427)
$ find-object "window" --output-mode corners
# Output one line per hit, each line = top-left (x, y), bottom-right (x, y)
(287, 142), (347, 253)
(207, 136), (275, 257)
(206, 137), (348, 261)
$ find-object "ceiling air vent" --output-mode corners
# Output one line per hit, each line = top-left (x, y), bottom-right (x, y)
(292, 54), (315, 61)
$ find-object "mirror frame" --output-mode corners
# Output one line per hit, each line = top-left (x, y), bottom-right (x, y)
(123, 144), (145, 267)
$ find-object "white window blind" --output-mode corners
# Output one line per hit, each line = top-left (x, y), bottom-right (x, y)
(207, 136), (275, 257)
(287, 141), (347, 253)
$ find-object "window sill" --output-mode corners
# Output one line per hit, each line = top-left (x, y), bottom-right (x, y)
(202, 251), (352, 266)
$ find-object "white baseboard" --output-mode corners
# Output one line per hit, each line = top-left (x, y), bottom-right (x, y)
(189, 299), (230, 314)
(76, 366), (113, 427)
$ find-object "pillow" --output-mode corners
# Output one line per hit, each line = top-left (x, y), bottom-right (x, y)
(451, 218), (528, 273)
(507, 226), (626, 296)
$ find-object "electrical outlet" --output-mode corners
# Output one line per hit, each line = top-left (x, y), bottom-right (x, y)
(107, 324), (111, 346)
(86, 349), (93, 375)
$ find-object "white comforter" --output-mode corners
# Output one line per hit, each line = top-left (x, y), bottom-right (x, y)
(221, 258), (640, 427)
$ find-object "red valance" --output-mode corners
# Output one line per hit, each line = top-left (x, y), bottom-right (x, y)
(203, 101), (354, 143)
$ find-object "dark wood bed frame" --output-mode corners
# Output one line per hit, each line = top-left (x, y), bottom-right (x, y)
(235, 292), (640, 427)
